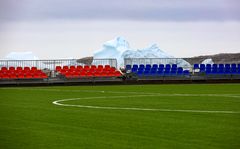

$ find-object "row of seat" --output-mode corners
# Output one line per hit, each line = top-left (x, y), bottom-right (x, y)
(126, 64), (178, 71)
(137, 69), (190, 77)
(194, 64), (240, 75)
(56, 65), (122, 78)
(0, 67), (48, 79)
(126, 64), (190, 77)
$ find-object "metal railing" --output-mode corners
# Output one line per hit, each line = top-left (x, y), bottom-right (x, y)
(0, 58), (117, 70)
(124, 58), (192, 70)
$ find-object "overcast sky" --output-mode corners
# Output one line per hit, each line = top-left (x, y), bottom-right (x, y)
(0, 0), (240, 59)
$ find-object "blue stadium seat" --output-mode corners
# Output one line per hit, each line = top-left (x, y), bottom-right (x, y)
(224, 64), (230, 74)
(165, 64), (171, 69)
(237, 64), (240, 72)
(164, 71), (170, 76)
(132, 64), (138, 73)
(218, 68), (224, 74)
(193, 64), (199, 69)
(159, 64), (164, 69)
(183, 70), (190, 76)
(172, 64), (177, 69)
(151, 67), (157, 71)
(206, 64), (211, 69)
(165, 64), (171, 71)
(138, 67), (144, 72)
(200, 64), (205, 72)
(231, 64), (237, 74)
(144, 70), (150, 76)
(146, 64), (151, 69)
(126, 65), (131, 71)
(170, 70), (177, 76)
(211, 69), (218, 75)
(225, 64), (230, 69)
(171, 67), (177, 71)
(212, 64), (218, 70)
(139, 64), (145, 69)
(158, 67), (164, 72)
(218, 64), (224, 69)
(165, 68), (171, 72)
(150, 70), (157, 76)
(231, 64), (236, 69)
(157, 69), (164, 76)
(152, 64), (158, 69)
(131, 68), (138, 73)
(212, 64), (217, 68)
(212, 66), (218, 73)
(137, 71), (143, 76)
(231, 68), (237, 74)
(177, 67), (183, 75)
(206, 69), (212, 75)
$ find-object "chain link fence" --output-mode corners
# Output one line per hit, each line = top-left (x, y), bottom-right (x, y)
(124, 58), (192, 70)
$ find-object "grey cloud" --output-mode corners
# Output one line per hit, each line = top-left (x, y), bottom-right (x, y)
(0, 0), (239, 21)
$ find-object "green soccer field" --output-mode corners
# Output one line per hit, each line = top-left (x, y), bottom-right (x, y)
(0, 84), (240, 149)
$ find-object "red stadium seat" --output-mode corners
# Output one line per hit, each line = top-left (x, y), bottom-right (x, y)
(91, 65), (96, 69)
(1, 67), (7, 71)
(0, 66), (48, 80)
(115, 71), (122, 77)
(56, 66), (62, 71)
(100, 72), (107, 77)
(109, 67), (114, 71)
(30, 69), (37, 73)
(25, 73), (33, 79)
(18, 73), (25, 79)
(76, 65), (83, 70)
(31, 67), (37, 71)
(98, 65), (103, 69)
(94, 71), (101, 77)
(80, 71), (86, 77)
(70, 66), (75, 70)
(2, 74), (9, 79)
(33, 73), (41, 79)
(9, 73), (17, 79)
(17, 67), (23, 71)
(40, 73), (48, 79)
(86, 72), (93, 77)
(105, 65), (111, 68)
(63, 66), (69, 70)
(9, 67), (15, 71)
(60, 70), (67, 75)
(84, 65), (90, 70)
(24, 67), (30, 71)
(72, 72), (80, 78)
(65, 72), (72, 78)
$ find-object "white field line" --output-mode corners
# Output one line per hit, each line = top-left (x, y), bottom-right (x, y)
(52, 95), (240, 114)
(1, 87), (240, 113)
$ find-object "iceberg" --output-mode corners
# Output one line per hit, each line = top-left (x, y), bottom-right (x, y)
(122, 44), (173, 59)
(5, 51), (39, 60)
(93, 36), (132, 66)
(0, 51), (40, 68)
(93, 36), (191, 68)
(201, 58), (214, 65)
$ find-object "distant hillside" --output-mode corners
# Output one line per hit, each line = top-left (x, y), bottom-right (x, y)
(184, 53), (240, 65)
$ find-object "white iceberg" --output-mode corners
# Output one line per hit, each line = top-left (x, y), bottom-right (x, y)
(93, 36), (191, 68)
(201, 58), (214, 65)
(5, 51), (39, 60)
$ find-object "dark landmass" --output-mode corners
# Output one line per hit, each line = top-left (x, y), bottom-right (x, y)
(184, 53), (240, 65)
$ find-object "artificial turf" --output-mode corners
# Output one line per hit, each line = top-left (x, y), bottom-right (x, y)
(0, 84), (240, 149)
